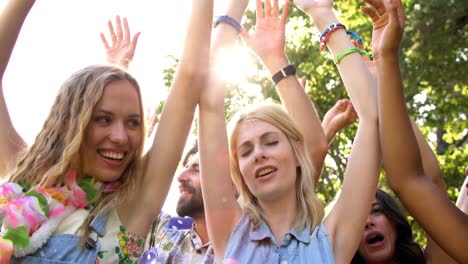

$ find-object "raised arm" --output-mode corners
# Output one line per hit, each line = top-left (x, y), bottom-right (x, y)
(0, 0), (32, 177)
(241, 0), (328, 178)
(295, 0), (381, 262)
(199, 0), (249, 261)
(361, 0), (447, 193)
(374, 0), (468, 262)
(100, 15), (141, 69)
(119, 0), (214, 237)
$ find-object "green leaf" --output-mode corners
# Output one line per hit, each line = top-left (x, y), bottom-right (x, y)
(25, 190), (49, 216)
(78, 176), (99, 202)
(3, 225), (29, 248)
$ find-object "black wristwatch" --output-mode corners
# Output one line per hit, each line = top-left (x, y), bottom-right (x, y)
(272, 65), (296, 85)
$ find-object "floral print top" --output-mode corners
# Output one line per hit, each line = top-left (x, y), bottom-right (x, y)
(55, 208), (144, 264)
(140, 212), (214, 264)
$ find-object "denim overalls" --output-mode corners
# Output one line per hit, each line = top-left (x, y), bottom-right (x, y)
(11, 210), (108, 264)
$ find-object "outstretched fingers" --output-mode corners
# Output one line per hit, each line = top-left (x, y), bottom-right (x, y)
(385, 0), (403, 31)
(264, 0), (272, 17)
(395, 0), (405, 28)
(115, 15), (123, 41)
(360, 6), (380, 23)
(123, 17), (131, 41)
(256, 0), (264, 21)
(280, 0), (290, 24)
(130, 32), (141, 53)
(107, 19), (117, 43)
(100, 32), (110, 50)
(364, 0), (386, 15)
(272, 0), (279, 17)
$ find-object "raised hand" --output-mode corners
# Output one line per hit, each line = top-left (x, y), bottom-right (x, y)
(361, 0), (404, 60)
(322, 99), (358, 144)
(100, 15), (141, 69)
(240, 0), (290, 70)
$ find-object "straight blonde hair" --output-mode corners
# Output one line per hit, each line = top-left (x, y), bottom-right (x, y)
(228, 103), (324, 233)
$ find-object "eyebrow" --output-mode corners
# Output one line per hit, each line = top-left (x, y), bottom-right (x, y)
(95, 109), (141, 119)
(237, 131), (280, 149)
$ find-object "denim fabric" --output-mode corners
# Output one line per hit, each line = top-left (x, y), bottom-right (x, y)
(11, 210), (108, 264)
(222, 213), (335, 264)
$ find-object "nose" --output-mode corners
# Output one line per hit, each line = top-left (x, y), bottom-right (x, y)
(109, 123), (129, 145)
(365, 215), (375, 229)
(253, 146), (267, 163)
(177, 168), (190, 183)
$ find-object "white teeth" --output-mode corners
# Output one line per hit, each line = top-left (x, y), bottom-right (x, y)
(257, 168), (274, 177)
(100, 151), (124, 160)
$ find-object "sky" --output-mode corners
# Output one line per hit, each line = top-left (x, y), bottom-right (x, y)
(0, 0), (251, 215)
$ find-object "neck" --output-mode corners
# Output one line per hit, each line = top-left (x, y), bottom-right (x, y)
(259, 191), (298, 244)
(193, 214), (209, 245)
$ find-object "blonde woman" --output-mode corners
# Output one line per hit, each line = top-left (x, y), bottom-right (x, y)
(0, 0), (213, 263)
(199, 0), (381, 262)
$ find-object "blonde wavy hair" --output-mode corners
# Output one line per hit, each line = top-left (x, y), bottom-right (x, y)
(9, 65), (146, 244)
(228, 103), (324, 233)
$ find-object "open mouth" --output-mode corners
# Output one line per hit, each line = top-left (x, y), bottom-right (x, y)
(367, 234), (384, 245)
(256, 168), (277, 178)
(98, 150), (126, 161)
(179, 188), (192, 195)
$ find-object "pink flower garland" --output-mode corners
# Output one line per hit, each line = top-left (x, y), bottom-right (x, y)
(0, 170), (101, 262)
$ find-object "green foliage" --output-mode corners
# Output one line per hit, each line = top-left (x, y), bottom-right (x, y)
(161, 0), (467, 248)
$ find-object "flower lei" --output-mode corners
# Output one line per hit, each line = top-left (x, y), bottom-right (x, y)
(0, 170), (102, 262)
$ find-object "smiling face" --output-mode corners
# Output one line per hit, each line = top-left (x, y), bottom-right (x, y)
(176, 153), (205, 218)
(358, 197), (398, 263)
(235, 119), (298, 202)
(80, 79), (143, 183)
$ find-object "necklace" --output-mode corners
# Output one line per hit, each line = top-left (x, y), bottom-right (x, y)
(0, 170), (102, 262)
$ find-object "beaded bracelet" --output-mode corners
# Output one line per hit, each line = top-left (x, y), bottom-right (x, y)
(347, 31), (363, 49)
(320, 23), (346, 51)
(214, 15), (242, 34)
(320, 23), (364, 51)
(334, 47), (373, 64)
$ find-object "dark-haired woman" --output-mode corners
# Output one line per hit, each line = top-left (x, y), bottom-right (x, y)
(352, 190), (425, 264)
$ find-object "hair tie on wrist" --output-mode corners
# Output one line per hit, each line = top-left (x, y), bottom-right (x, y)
(334, 47), (373, 64)
(214, 15), (242, 34)
(272, 65), (296, 85)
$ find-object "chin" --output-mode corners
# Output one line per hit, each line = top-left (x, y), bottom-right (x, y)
(92, 168), (124, 183)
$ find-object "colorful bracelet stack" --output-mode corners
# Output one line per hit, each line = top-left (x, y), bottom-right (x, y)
(320, 23), (346, 51)
(320, 23), (372, 64)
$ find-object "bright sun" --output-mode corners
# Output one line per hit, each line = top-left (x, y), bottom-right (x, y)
(213, 45), (255, 83)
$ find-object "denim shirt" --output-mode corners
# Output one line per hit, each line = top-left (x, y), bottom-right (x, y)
(223, 213), (335, 264)
(11, 210), (108, 264)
